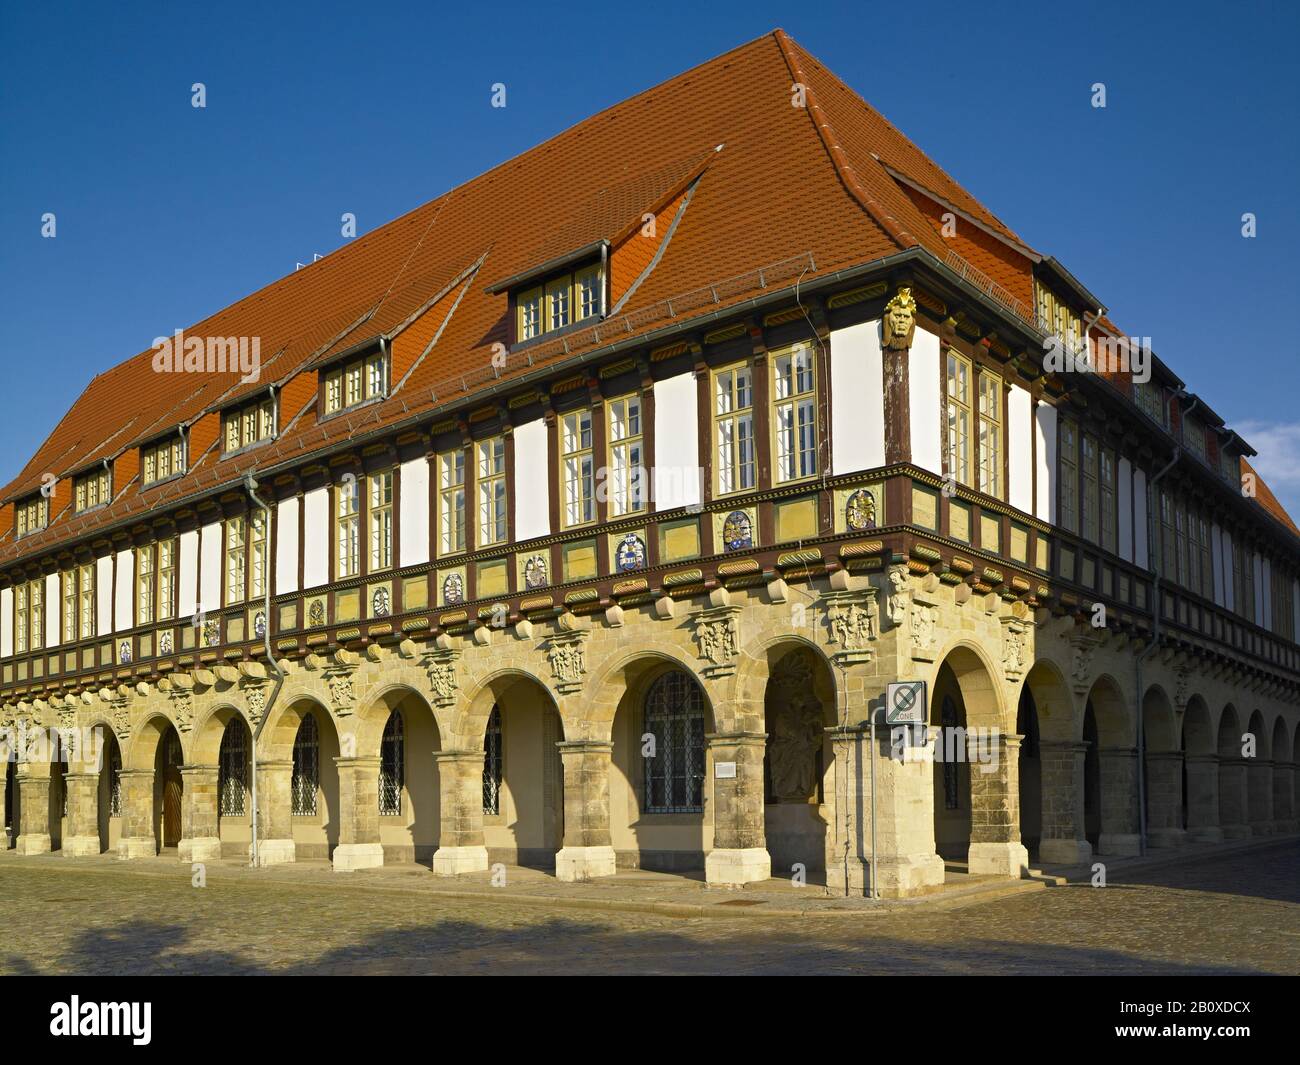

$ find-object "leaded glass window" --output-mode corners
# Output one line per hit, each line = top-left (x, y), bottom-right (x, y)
(379, 711), (404, 815)
(483, 705), (502, 815)
(218, 721), (248, 817)
(292, 714), (319, 817)
(643, 671), (706, 814)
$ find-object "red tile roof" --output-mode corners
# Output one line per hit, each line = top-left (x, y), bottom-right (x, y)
(3, 28), (1295, 559)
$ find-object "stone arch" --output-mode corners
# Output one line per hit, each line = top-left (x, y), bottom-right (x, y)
(460, 670), (566, 869)
(1020, 657), (1075, 743)
(1182, 696), (1214, 756)
(1083, 674), (1130, 746)
(260, 694), (341, 859)
(1141, 685), (1182, 848)
(1246, 710), (1270, 759)
(1216, 704), (1249, 837)
(733, 632), (841, 731)
(357, 683), (441, 864)
(1142, 684), (1178, 752)
(1270, 716), (1294, 831)
(126, 711), (181, 772)
(929, 643), (1006, 863)
(607, 650), (716, 873)
(761, 640), (837, 879)
(585, 642), (716, 737)
(191, 701), (249, 767)
(1081, 675), (1133, 854)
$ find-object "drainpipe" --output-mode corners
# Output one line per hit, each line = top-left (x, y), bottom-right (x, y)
(1135, 389), (1197, 856)
(243, 470), (285, 868)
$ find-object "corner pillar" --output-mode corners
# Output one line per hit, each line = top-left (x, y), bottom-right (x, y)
(62, 771), (103, 857)
(1246, 758), (1274, 835)
(1144, 750), (1187, 849)
(1097, 746), (1141, 855)
(178, 764), (221, 862)
(968, 732), (1029, 878)
(14, 762), (51, 856)
(116, 769), (156, 858)
(1217, 757), (1251, 838)
(252, 759), (296, 865)
(1184, 754), (1222, 842)
(1037, 740), (1092, 865)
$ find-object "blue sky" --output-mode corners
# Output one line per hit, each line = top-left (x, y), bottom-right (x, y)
(2, 0), (1298, 516)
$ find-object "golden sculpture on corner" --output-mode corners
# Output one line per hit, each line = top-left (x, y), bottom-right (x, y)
(881, 285), (918, 350)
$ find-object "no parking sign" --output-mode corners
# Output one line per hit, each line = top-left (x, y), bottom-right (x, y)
(885, 680), (926, 725)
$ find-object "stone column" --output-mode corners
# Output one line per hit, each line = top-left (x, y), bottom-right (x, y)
(1184, 754), (1222, 842)
(824, 725), (870, 894)
(1247, 759), (1274, 835)
(116, 769), (156, 858)
(178, 765), (221, 862)
(1097, 746), (1141, 855)
(1217, 757), (1251, 838)
(554, 740), (616, 881)
(332, 756), (384, 871)
(62, 771), (103, 856)
(252, 759), (295, 865)
(430, 749), (490, 876)
(1145, 751), (1186, 849)
(0, 747), (9, 845)
(1273, 760), (1296, 833)
(968, 732), (1029, 878)
(1037, 740), (1091, 865)
(14, 762), (51, 855)
(704, 731), (770, 886)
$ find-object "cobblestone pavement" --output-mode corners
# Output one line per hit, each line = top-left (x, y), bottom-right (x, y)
(1, 842), (1296, 975)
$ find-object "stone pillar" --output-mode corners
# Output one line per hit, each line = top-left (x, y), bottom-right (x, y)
(177, 765), (221, 862)
(62, 771), (103, 857)
(1273, 760), (1297, 833)
(1184, 754), (1222, 842)
(704, 731), (770, 886)
(1145, 751), (1186, 849)
(14, 762), (51, 855)
(1217, 757), (1251, 838)
(332, 756), (384, 871)
(430, 749), (490, 876)
(0, 750), (9, 845)
(252, 759), (296, 865)
(1247, 759), (1274, 835)
(116, 769), (156, 858)
(968, 732), (1029, 878)
(828, 723), (945, 898)
(1097, 746), (1141, 855)
(554, 740), (616, 881)
(1037, 741), (1091, 865)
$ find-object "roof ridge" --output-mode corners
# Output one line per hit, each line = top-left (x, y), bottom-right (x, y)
(772, 29), (919, 252)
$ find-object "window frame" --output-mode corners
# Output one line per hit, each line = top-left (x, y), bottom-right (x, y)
(945, 349), (973, 489)
(475, 437), (508, 547)
(368, 469), (394, 573)
(770, 342), (818, 487)
(560, 408), (595, 529)
(335, 478), (361, 580)
(322, 351), (387, 417)
(606, 394), (645, 517)
(437, 448), (467, 557)
(712, 362), (756, 498)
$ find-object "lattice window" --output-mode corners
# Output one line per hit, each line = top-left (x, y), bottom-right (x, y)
(108, 743), (122, 817)
(292, 714), (319, 817)
(643, 671), (706, 814)
(482, 705), (503, 815)
(941, 697), (960, 810)
(218, 722), (247, 817)
(379, 711), (404, 816)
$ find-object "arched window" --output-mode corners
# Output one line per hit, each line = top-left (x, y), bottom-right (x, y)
(482, 705), (503, 815)
(379, 711), (404, 816)
(292, 714), (319, 817)
(108, 742), (122, 817)
(941, 697), (959, 810)
(643, 671), (706, 814)
(218, 721), (248, 817)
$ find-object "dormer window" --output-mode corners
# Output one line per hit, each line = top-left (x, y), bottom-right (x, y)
(223, 396), (276, 452)
(1220, 445), (1238, 484)
(15, 495), (48, 537)
(515, 263), (603, 344)
(323, 351), (386, 416)
(143, 435), (186, 484)
(1034, 281), (1081, 349)
(1135, 380), (1167, 428)
(74, 467), (111, 513)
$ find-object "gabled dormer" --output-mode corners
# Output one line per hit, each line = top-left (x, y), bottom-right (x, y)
(72, 463), (112, 514)
(319, 346), (387, 418)
(13, 492), (48, 538)
(141, 430), (187, 486)
(222, 390), (278, 454)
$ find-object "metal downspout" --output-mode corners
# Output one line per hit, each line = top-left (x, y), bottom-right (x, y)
(244, 470), (285, 868)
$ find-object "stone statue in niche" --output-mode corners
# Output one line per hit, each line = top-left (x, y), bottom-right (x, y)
(765, 651), (823, 802)
(881, 286), (917, 351)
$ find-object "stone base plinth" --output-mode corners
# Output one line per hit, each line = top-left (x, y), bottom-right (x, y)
(967, 841), (1029, 879)
(1097, 833), (1141, 856)
(1249, 823), (1275, 837)
(1147, 828), (1187, 849)
(15, 834), (51, 856)
(705, 847), (771, 887)
(555, 845), (617, 882)
(251, 838), (296, 866)
(1187, 826), (1224, 844)
(332, 843), (385, 872)
(431, 844), (489, 876)
(1039, 837), (1092, 865)
(179, 837), (222, 863)
(1222, 824), (1252, 840)
(62, 835), (102, 857)
(873, 852), (945, 899)
(117, 837), (156, 860)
